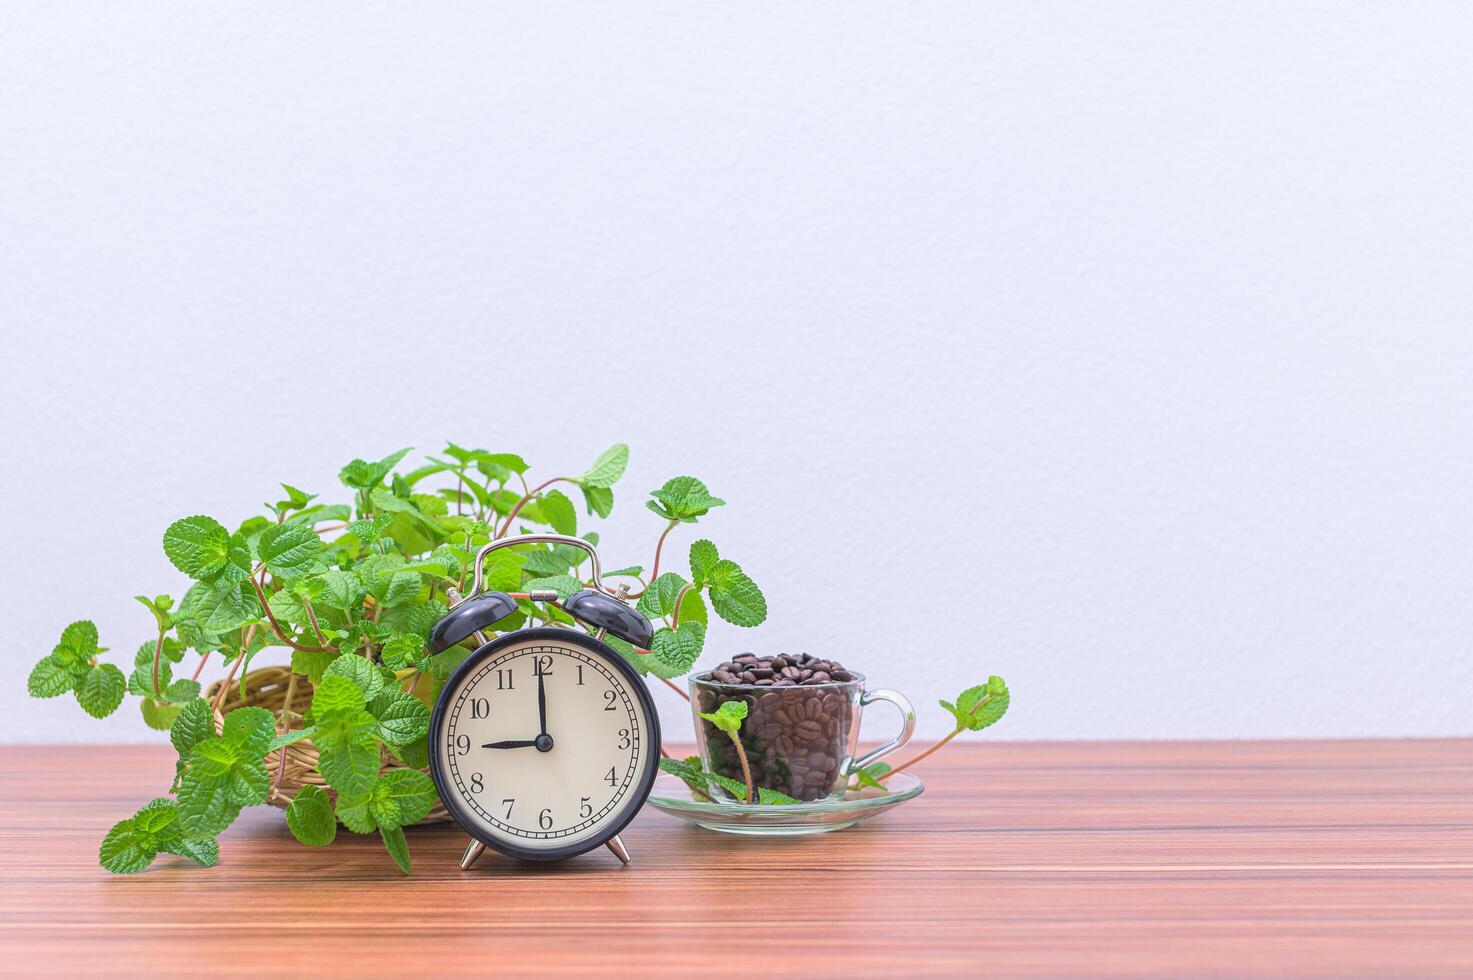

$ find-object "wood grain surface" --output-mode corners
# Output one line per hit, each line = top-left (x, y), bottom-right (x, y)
(1, 740), (1469, 977)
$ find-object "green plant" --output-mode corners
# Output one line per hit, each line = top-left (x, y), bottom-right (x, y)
(26, 443), (766, 874)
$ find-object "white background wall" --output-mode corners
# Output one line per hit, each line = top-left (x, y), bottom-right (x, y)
(3, 3), (1470, 744)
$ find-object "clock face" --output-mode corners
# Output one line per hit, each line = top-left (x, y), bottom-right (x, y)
(429, 629), (659, 860)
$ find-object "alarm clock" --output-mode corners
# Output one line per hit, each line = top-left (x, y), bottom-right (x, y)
(427, 534), (660, 869)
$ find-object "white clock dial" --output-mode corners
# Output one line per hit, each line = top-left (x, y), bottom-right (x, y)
(435, 635), (652, 853)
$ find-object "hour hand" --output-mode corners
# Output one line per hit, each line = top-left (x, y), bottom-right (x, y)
(481, 739), (538, 749)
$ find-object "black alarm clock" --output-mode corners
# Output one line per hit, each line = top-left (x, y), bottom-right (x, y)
(426, 534), (659, 869)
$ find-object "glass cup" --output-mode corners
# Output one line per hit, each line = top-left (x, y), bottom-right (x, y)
(689, 669), (915, 803)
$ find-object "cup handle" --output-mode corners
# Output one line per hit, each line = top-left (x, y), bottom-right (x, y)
(849, 688), (916, 774)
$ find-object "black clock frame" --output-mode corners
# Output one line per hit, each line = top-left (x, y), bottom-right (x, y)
(429, 626), (663, 863)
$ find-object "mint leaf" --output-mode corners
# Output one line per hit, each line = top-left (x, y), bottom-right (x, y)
(315, 569), (367, 611)
(540, 490), (577, 536)
(141, 698), (183, 730)
(177, 740), (247, 837)
(257, 523), (320, 579)
(99, 816), (157, 874)
(290, 649), (335, 683)
(346, 513), (393, 544)
(380, 825), (412, 875)
(852, 762), (892, 790)
(646, 621), (705, 679)
(323, 655), (385, 702)
(696, 697), (747, 734)
(285, 784), (336, 847)
(163, 516), (231, 579)
(311, 676), (380, 799)
(276, 483), (317, 511)
(75, 664), (126, 718)
(688, 539), (719, 586)
(756, 787), (800, 805)
(99, 798), (218, 874)
(582, 444), (629, 488)
(159, 837), (219, 867)
(708, 559), (767, 627)
(267, 725), (316, 752)
(370, 769), (436, 830)
(636, 573), (687, 619)
(335, 793), (376, 834)
(59, 619), (100, 656)
(941, 676), (1010, 731)
(27, 653), (83, 698)
(580, 484), (614, 518)
(170, 699), (216, 757)
(368, 688), (431, 746)
(478, 453), (528, 475)
(339, 448), (412, 491)
(181, 577), (259, 633)
(646, 477), (725, 523)
(222, 706), (276, 760)
(134, 593), (174, 632)
(31, 619), (105, 696)
(381, 634), (429, 672)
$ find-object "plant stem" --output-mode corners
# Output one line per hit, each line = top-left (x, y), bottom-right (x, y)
(725, 731), (753, 803)
(632, 520), (678, 597)
(149, 629), (165, 700)
(301, 596), (328, 646)
(212, 630), (253, 712)
(191, 651), (211, 681)
(272, 670), (301, 799)
(669, 583), (697, 629)
(874, 726), (962, 782)
(657, 675), (690, 702)
(250, 569), (332, 654)
(496, 476), (575, 538)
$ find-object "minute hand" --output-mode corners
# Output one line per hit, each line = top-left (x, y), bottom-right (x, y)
(537, 662), (548, 737)
(481, 740), (538, 749)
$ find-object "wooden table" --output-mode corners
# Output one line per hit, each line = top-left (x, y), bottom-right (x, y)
(1, 740), (1469, 977)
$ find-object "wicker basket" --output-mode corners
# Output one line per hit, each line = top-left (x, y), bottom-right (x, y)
(206, 665), (452, 825)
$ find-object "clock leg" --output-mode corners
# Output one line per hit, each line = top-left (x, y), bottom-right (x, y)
(605, 834), (631, 865)
(459, 840), (485, 871)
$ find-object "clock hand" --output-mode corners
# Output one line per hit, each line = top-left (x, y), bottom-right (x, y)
(481, 739), (538, 749)
(536, 660), (548, 738)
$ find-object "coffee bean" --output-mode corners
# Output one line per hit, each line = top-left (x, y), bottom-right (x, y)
(739, 670), (757, 683)
(811, 671), (831, 683)
(751, 667), (774, 679)
(796, 719), (822, 740)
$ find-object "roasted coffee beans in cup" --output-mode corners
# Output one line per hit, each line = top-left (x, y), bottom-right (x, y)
(690, 654), (915, 803)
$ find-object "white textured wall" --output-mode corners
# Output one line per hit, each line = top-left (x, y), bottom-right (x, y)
(3, 3), (1470, 744)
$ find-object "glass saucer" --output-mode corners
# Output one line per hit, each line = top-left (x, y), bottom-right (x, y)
(645, 772), (923, 836)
